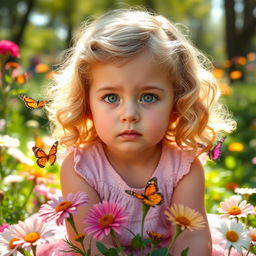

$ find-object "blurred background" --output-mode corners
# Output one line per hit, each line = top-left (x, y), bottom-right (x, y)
(0, 0), (255, 222)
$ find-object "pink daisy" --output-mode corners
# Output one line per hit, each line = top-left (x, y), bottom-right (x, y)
(11, 216), (55, 250)
(84, 201), (128, 240)
(39, 192), (89, 225)
(217, 198), (253, 218)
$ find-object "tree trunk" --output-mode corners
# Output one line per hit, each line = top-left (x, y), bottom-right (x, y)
(12, 0), (36, 46)
(224, 0), (256, 82)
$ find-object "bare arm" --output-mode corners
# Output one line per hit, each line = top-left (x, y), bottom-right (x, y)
(170, 158), (212, 256)
(60, 151), (113, 255)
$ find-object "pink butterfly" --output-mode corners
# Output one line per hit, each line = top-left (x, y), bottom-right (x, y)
(208, 136), (227, 160)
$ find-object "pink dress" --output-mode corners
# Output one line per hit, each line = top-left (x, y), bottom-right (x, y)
(71, 140), (195, 254)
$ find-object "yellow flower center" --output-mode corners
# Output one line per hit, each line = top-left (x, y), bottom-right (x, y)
(228, 206), (241, 215)
(226, 230), (239, 242)
(251, 233), (256, 241)
(98, 214), (114, 227)
(55, 201), (72, 211)
(148, 232), (164, 241)
(9, 238), (19, 249)
(176, 216), (191, 226)
(24, 232), (40, 243)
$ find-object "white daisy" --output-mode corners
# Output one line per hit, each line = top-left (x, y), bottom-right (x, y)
(0, 227), (19, 256)
(11, 215), (55, 249)
(235, 188), (256, 196)
(217, 219), (250, 253)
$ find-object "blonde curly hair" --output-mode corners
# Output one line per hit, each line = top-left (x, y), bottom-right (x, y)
(46, 8), (236, 152)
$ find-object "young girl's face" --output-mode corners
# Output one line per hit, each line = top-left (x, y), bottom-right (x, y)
(89, 51), (174, 155)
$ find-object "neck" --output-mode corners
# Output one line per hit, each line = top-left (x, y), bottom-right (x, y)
(102, 142), (163, 186)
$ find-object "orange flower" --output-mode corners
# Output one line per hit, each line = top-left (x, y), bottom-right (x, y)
(235, 57), (246, 66)
(228, 142), (244, 152)
(35, 64), (49, 73)
(230, 70), (242, 79)
(219, 82), (232, 96)
(247, 52), (256, 62)
(5, 62), (20, 70)
(20, 164), (56, 184)
(226, 182), (239, 191)
(213, 69), (224, 79)
(229, 70), (242, 80)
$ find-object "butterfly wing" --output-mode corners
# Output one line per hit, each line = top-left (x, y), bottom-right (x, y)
(144, 177), (164, 207)
(125, 190), (145, 201)
(210, 136), (227, 161)
(37, 100), (50, 108)
(47, 141), (58, 166)
(19, 95), (38, 109)
(144, 177), (158, 196)
(32, 146), (48, 168)
(144, 193), (164, 207)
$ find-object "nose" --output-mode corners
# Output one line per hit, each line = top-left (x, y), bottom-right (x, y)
(120, 101), (140, 123)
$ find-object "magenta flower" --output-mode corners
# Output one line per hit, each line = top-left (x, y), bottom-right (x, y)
(0, 40), (20, 58)
(39, 192), (89, 225)
(11, 216), (55, 249)
(217, 198), (253, 218)
(84, 201), (128, 240)
(0, 223), (10, 233)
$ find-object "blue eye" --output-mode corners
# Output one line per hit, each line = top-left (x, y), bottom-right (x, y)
(140, 94), (158, 103)
(103, 94), (119, 103)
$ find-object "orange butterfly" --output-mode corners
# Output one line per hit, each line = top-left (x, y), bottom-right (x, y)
(32, 141), (58, 168)
(125, 177), (164, 207)
(19, 95), (51, 109)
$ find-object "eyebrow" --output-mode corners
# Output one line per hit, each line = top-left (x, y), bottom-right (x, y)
(95, 85), (165, 92)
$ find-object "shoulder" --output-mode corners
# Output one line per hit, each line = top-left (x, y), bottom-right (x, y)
(171, 157), (205, 212)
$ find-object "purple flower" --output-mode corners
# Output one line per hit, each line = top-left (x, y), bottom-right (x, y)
(0, 40), (20, 58)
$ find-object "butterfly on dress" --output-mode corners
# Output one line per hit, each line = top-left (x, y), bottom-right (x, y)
(32, 141), (58, 168)
(198, 136), (227, 161)
(19, 95), (51, 109)
(125, 177), (164, 207)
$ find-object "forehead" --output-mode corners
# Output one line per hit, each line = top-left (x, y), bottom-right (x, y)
(89, 51), (171, 87)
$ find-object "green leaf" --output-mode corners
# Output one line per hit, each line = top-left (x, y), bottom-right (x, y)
(131, 234), (143, 249)
(180, 247), (189, 256)
(142, 238), (151, 247)
(96, 242), (108, 253)
(151, 247), (169, 256)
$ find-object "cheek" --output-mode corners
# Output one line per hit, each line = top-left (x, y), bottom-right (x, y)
(145, 111), (171, 133)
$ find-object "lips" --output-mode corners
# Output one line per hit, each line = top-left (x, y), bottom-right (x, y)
(119, 130), (141, 136)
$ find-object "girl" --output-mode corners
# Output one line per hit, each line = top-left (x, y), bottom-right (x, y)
(46, 8), (236, 255)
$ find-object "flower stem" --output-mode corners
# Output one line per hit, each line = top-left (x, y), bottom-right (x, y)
(110, 229), (125, 256)
(165, 225), (183, 256)
(245, 245), (252, 256)
(148, 243), (156, 256)
(22, 179), (36, 209)
(31, 245), (37, 256)
(67, 214), (79, 234)
(140, 204), (150, 256)
(227, 246), (232, 256)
